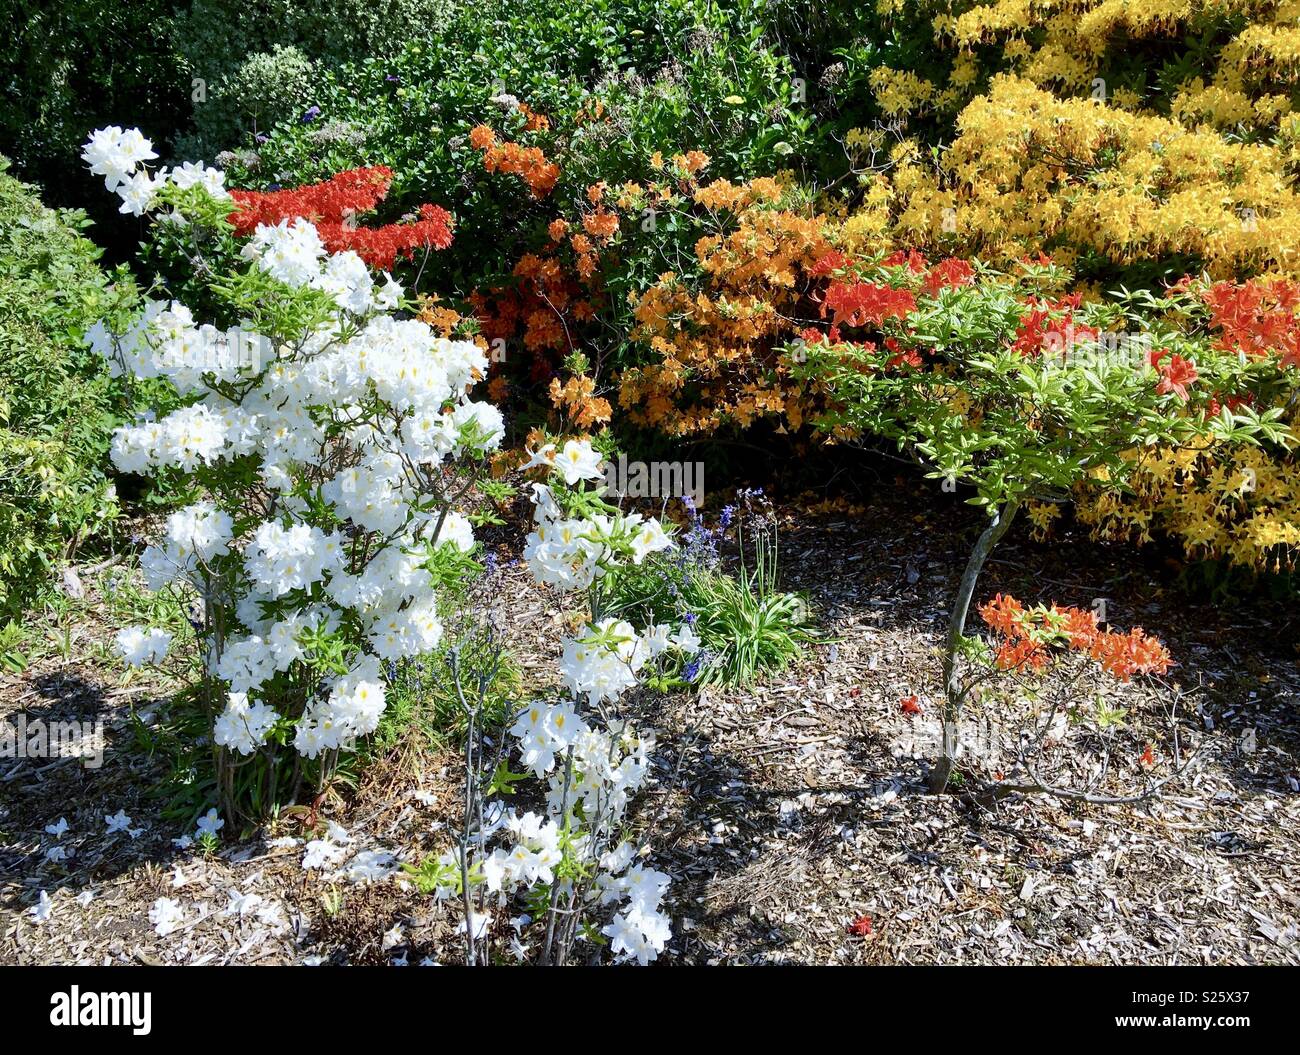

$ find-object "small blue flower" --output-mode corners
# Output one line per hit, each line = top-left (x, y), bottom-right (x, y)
(301, 105), (322, 123)
(684, 612), (698, 626)
(720, 504), (735, 528)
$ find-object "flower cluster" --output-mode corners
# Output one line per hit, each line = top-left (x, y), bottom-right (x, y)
(559, 617), (698, 706)
(425, 697), (671, 963)
(229, 166), (454, 270)
(90, 128), (494, 778)
(470, 125), (561, 198)
(416, 439), (689, 963)
(979, 594), (1173, 682)
(81, 125), (228, 216)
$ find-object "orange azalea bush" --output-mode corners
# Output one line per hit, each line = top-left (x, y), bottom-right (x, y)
(979, 594), (1172, 682)
(963, 592), (1185, 795)
(619, 176), (834, 435)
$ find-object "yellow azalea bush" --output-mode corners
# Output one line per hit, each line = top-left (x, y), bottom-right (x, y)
(872, 0), (1300, 134)
(868, 74), (1300, 277)
(1076, 430), (1300, 571)
(843, 2), (1300, 280)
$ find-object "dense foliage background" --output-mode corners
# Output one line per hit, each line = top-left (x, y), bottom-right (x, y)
(5, 0), (1300, 613)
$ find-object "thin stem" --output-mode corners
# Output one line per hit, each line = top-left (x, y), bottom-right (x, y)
(932, 500), (1021, 793)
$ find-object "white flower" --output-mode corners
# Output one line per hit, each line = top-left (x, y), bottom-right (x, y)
(115, 626), (172, 667)
(30, 890), (54, 925)
(456, 912), (492, 941)
(244, 521), (343, 598)
(602, 905), (671, 965)
(195, 808), (224, 838)
(81, 126), (155, 191)
(149, 897), (185, 936)
(116, 169), (166, 216)
(302, 839), (349, 871)
(343, 849), (400, 884)
(376, 273), (404, 310)
(555, 439), (604, 484)
(449, 400), (505, 452)
(224, 889), (263, 917)
(672, 623), (702, 655)
(243, 218), (326, 286)
(213, 693), (279, 755)
(429, 510), (476, 553)
(522, 443), (558, 471)
(558, 619), (649, 706)
(104, 809), (132, 834)
(628, 517), (673, 562)
(167, 160), (229, 199)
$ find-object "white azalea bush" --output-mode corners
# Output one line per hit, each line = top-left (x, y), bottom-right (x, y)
(407, 441), (697, 964)
(85, 127), (497, 808)
(88, 127), (684, 962)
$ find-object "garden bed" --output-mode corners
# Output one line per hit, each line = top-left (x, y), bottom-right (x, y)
(5, 478), (1296, 965)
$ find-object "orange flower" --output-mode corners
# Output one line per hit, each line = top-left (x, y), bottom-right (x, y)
(582, 207), (619, 243)
(1089, 627), (1172, 681)
(547, 219), (569, 242)
(995, 638), (1047, 671)
(979, 593), (1025, 637)
(1155, 353), (1199, 402)
(469, 124), (496, 151)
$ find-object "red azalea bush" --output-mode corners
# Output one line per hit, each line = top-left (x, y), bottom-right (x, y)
(229, 166), (454, 270)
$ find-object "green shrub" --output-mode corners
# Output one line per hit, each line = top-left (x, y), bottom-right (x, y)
(172, 0), (453, 87)
(221, 0), (815, 294)
(601, 494), (818, 687)
(0, 1), (189, 236)
(0, 160), (122, 617)
(176, 45), (321, 161)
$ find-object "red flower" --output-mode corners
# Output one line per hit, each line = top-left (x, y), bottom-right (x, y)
(1155, 354), (1198, 402)
(1139, 744), (1156, 767)
(230, 166), (395, 233)
(847, 914), (873, 936)
(923, 257), (975, 295)
(229, 167), (454, 269)
(822, 281), (917, 329)
(899, 695), (922, 715)
(810, 249), (851, 277)
(1203, 279), (1300, 369)
(881, 249), (928, 272)
(1011, 296), (1096, 359)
